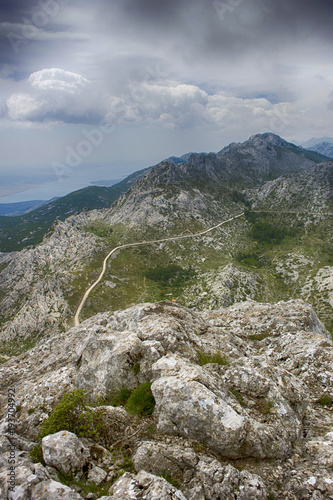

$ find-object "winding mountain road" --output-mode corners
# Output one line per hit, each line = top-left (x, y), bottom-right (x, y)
(74, 212), (245, 325)
(74, 208), (333, 325)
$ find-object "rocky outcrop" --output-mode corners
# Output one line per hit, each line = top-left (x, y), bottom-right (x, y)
(0, 299), (333, 499)
(0, 214), (99, 348)
(42, 431), (90, 478)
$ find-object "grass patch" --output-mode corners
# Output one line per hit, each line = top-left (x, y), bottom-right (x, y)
(124, 382), (155, 416)
(130, 362), (141, 374)
(236, 252), (264, 268)
(318, 394), (332, 407)
(56, 470), (110, 497)
(145, 264), (195, 288)
(160, 470), (181, 489)
(103, 387), (133, 407)
(231, 389), (245, 406)
(249, 332), (272, 341)
(196, 349), (229, 366)
(83, 221), (113, 238)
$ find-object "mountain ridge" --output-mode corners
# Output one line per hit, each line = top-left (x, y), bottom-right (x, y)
(0, 132), (332, 357)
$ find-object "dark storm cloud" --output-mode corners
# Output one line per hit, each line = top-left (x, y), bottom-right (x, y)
(111, 0), (333, 49)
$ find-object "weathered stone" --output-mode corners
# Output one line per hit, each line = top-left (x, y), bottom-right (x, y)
(108, 470), (187, 499)
(134, 441), (268, 500)
(31, 479), (83, 499)
(87, 465), (107, 485)
(1, 465), (40, 500)
(151, 354), (307, 459)
(306, 432), (333, 468)
(42, 431), (90, 478)
(75, 332), (143, 398)
(0, 299), (333, 499)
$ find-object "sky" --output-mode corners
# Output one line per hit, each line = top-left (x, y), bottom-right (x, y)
(0, 0), (332, 201)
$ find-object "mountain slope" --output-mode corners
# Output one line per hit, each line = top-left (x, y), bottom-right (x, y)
(0, 133), (332, 358)
(307, 142), (333, 159)
(0, 167), (151, 253)
(104, 133), (330, 230)
(0, 199), (57, 217)
(301, 136), (333, 148)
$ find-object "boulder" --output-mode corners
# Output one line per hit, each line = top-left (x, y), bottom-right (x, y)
(133, 441), (267, 500)
(87, 465), (107, 485)
(151, 354), (307, 459)
(42, 431), (90, 478)
(31, 479), (83, 499)
(108, 470), (187, 499)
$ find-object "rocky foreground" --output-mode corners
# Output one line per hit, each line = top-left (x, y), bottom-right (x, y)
(0, 299), (333, 499)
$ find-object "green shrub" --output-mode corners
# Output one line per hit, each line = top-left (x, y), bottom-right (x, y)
(106, 387), (132, 407)
(124, 382), (155, 416)
(318, 394), (332, 407)
(39, 389), (103, 440)
(196, 349), (229, 366)
(251, 222), (287, 245)
(27, 408), (35, 415)
(29, 443), (44, 464)
(130, 362), (141, 374)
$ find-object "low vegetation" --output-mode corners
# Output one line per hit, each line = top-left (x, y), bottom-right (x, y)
(98, 382), (155, 416)
(145, 264), (195, 288)
(236, 252), (264, 268)
(317, 394), (332, 407)
(83, 221), (113, 237)
(196, 349), (229, 366)
(38, 389), (103, 440)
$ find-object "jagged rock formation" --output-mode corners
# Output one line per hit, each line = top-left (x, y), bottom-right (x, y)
(104, 133), (331, 228)
(0, 299), (333, 498)
(0, 214), (100, 351)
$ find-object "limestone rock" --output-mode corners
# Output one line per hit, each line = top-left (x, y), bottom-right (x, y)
(0, 299), (332, 499)
(108, 470), (187, 499)
(0, 465), (40, 500)
(151, 353), (307, 458)
(87, 465), (107, 484)
(306, 432), (333, 468)
(42, 431), (90, 478)
(133, 441), (267, 499)
(31, 479), (83, 499)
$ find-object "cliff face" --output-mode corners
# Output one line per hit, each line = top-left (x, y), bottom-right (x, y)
(1, 299), (333, 499)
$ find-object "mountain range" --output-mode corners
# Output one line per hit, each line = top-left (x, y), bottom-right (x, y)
(0, 131), (332, 356)
(0, 132), (333, 499)
(306, 142), (333, 159)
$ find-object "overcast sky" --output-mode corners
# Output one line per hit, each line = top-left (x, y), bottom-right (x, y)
(0, 0), (332, 201)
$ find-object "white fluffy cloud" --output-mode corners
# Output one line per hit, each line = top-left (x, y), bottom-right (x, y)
(4, 68), (333, 141)
(6, 68), (104, 124)
(104, 81), (300, 135)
